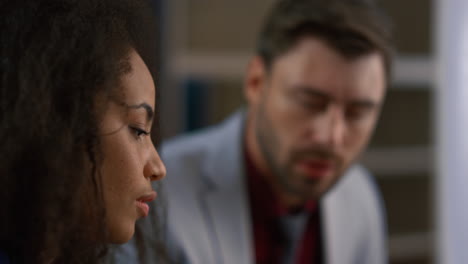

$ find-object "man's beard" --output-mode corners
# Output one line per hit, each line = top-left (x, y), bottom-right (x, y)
(254, 103), (345, 200)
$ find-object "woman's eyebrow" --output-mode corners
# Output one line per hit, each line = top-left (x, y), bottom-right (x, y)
(127, 103), (154, 122)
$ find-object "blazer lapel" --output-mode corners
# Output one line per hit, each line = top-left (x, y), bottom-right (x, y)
(321, 166), (362, 264)
(204, 187), (253, 264)
(322, 187), (349, 264)
(202, 111), (254, 264)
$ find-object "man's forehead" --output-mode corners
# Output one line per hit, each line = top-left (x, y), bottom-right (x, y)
(269, 38), (386, 102)
(271, 36), (387, 76)
(270, 34), (389, 79)
(288, 84), (384, 106)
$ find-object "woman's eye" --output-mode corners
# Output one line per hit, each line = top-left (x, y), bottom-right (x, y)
(130, 126), (150, 138)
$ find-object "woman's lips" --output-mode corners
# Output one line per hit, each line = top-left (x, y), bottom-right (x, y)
(295, 159), (333, 179)
(136, 191), (157, 217)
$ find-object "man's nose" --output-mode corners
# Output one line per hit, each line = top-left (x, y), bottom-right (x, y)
(310, 106), (345, 149)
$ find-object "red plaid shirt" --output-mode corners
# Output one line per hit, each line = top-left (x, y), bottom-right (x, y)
(245, 147), (322, 264)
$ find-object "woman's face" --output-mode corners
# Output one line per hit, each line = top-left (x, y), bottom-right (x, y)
(97, 50), (166, 243)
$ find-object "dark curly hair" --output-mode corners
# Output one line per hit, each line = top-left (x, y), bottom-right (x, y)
(0, 0), (166, 263)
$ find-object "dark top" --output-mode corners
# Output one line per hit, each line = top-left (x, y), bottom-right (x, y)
(0, 249), (10, 264)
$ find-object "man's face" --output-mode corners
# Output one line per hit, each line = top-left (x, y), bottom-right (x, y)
(246, 36), (386, 202)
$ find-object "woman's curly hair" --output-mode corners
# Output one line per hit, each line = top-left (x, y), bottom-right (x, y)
(0, 0), (163, 263)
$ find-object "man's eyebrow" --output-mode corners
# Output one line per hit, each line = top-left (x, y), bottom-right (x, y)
(128, 103), (154, 122)
(292, 86), (332, 100)
(292, 85), (380, 108)
(347, 100), (379, 108)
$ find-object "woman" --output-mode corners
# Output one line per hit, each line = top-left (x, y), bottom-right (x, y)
(0, 0), (167, 263)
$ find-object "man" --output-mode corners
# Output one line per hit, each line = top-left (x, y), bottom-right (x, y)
(116, 0), (393, 263)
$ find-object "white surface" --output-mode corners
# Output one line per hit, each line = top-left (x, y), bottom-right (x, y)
(361, 146), (431, 176)
(435, 0), (468, 263)
(389, 232), (432, 261)
(169, 53), (433, 87)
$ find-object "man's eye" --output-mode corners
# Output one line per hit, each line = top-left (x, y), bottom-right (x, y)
(130, 126), (150, 138)
(346, 107), (371, 121)
(297, 98), (327, 112)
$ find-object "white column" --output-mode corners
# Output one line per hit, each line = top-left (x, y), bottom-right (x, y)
(436, 0), (468, 263)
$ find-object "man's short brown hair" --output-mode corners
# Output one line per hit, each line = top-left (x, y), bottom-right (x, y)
(257, 0), (393, 79)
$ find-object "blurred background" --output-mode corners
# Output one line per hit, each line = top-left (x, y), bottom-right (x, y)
(153, 0), (434, 263)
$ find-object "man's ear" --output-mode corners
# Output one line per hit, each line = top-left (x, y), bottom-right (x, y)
(244, 56), (267, 106)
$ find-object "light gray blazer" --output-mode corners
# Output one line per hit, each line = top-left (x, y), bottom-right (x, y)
(115, 111), (388, 264)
